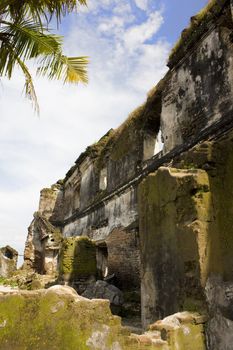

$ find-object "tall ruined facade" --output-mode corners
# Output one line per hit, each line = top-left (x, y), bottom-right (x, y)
(23, 1), (233, 349)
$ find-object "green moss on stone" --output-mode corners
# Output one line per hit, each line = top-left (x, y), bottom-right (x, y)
(183, 297), (206, 313)
(0, 276), (18, 287)
(0, 288), (128, 350)
(138, 167), (210, 322)
(168, 324), (205, 350)
(59, 236), (97, 282)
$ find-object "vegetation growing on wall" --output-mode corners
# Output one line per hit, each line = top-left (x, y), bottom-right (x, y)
(168, 0), (228, 67)
(64, 77), (163, 183)
(59, 236), (97, 282)
(0, 288), (129, 350)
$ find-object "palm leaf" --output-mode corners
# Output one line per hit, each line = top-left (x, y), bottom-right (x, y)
(0, 18), (88, 83)
(38, 55), (89, 84)
(1, 40), (39, 113)
(1, 0), (87, 24)
(0, 0), (89, 112)
(17, 56), (39, 114)
(1, 19), (63, 60)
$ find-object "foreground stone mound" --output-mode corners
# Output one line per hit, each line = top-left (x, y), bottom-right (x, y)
(0, 285), (206, 350)
(0, 285), (124, 350)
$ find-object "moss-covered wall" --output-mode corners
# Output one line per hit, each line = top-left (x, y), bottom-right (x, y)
(0, 286), (125, 350)
(61, 93), (161, 224)
(59, 237), (97, 283)
(138, 167), (211, 327)
(0, 286), (207, 350)
(20, 3), (232, 348)
(171, 130), (233, 281)
(139, 130), (233, 348)
(171, 130), (233, 349)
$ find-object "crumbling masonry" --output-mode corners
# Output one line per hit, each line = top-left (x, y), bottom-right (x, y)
(23, 1), (233, 349)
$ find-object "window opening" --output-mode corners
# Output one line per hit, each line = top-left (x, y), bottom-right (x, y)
(99, 168), (107, 191)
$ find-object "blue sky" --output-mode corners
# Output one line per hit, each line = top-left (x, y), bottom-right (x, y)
(60, 0), (208, 41)
(157, 0), (208, 42)
(0, 0), (208, 263)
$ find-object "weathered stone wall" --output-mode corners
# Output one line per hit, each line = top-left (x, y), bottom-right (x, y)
(0, 285), (207, 350)
(106, 228), (141, 291)
(161, 6), (233, 153)
(61, 101), (161, 227)
(62, 188), (140, 293)
(24, 213), (62, 274)
(39, 183), (63, 222)
(63, 187), (138, 240)
(0, 246), (18, 278)
(24, 182), (63, 274)
(138, 130), (233, 349)
(138, 167), (210, 327)
(173, 131), (233, 350)
(59, 236), (97, 283)
(21, 3), (233, 348)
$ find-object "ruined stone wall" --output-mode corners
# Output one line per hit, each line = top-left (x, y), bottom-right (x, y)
(59, 237), (97, 283)
(174, 132), (233, 350)
(62, 112), (160, 225)
(39, 183), (63, 222)
(138, 167), (210, 327)
(63, 187), (138, 239)
(138, 129), (233, 349)
(22, 2), (233, 348)
(161, 4), (233, 153)
(62, 187), (140, 292)
(0, 246), (18, 278)
(0, 286), (207, 350)
(24, 184), (63, 274)
(106, 228), (140, 291)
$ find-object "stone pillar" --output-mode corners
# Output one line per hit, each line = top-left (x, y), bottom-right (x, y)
(138, 167), (211, 328)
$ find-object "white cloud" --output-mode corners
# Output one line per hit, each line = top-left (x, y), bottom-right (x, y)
(0, 1), (170, 263)
(98, 16), (126, 34)
(113, 3), (132, 15)
(134, 0), (148, 11)
(123, 11), (164, 49)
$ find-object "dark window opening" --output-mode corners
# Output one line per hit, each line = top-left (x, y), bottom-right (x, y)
(4, 248), (14, 260)
(96, 242), (108, 279)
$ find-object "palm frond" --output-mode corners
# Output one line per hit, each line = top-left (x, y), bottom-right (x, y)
(17, 56), (39, 114)
(1, 19), (63, 60)
(0, 18), (88, 85)
(38, 54), (89, 84)
(1, 0), (87, 24)
(0, 0), (89, 113)
(1, 40), (39, 113)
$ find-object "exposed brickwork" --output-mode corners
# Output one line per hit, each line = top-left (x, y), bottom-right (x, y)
(106, 228), (141, 291)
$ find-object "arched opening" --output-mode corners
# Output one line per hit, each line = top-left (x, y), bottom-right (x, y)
(3, 247), (14, 260)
